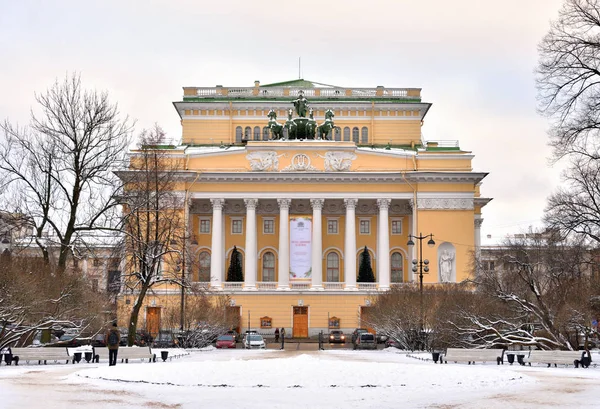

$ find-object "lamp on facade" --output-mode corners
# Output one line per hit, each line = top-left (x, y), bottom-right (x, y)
(407, 233), (435, 349)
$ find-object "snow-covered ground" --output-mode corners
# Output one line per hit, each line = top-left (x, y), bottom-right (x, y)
(1, 348), (599, 408)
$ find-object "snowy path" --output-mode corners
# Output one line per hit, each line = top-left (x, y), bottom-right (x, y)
(0, 348), (599, 408)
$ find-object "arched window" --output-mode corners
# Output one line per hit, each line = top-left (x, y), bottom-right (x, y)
(352, 127), (359, 143)
(391, 252), (403, 283)
(334, 127), (341, 141)
(262, 252), (275, 282)
(263, 127), (270, 141)
(326, 252), (340, 282)
(253, 126), (261, 141)
(343, 127), (350, 141)
(361, 127), (368, 144)
(244, 126), (252, 140)
(235, 126), (242, 143)
(199, 251), (211, 282)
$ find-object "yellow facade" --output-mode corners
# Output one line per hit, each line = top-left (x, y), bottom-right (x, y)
(117, 79), (490, 337)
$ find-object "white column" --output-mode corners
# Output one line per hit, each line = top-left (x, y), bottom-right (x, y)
(210, 199), (224, 289)
(344, 198), (357, 290)
(475, 216), (483, 273)
(310, 199), (324, 289)
(277, 199), (291, 289)
(244, 199), (258, 290)
(377, 199), (391, 290)
(410, 198), (417, 282)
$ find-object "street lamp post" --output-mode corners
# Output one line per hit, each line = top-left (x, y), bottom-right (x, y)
(407, 232), (435, 350)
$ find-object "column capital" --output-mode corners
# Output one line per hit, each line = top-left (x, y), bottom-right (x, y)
(343, 198), (358, 209)
(210, 198), (225, 210)
(474, 218), (484, 228)
(244, 198), (258, 210)
(310, 198), (325, 210)
(377, 198), (391, 210)
(277, 198), (292, 209)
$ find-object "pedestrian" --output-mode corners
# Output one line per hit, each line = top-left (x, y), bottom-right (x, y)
(105, 322), (121, 366)
(274, 327), (280, 343)
(280, 327), (285, 350)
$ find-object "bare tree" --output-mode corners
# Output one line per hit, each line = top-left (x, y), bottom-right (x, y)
(536, 0), (600, 160)
(0, 74), (132, 269)
(545, 157), (600, 243)
(461, 233), (595, 350)
(0, 254), (111, 350)
(117, 125), (188, 346)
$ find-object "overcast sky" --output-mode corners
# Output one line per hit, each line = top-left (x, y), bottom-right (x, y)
(0, 0), (566, 245)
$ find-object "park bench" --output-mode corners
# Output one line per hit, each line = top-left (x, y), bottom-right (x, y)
(93, 346), (156, 363)
(5, 347), (74, 365)
(523, 350), (591, 368)
(441, 348), (504, 365)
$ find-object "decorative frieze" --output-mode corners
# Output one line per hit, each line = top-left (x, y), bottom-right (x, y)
(246, 151), (282, 171)
(417, 198), (474, 210)
(282, 153), (317, 171)
(318, 151), (357, 172)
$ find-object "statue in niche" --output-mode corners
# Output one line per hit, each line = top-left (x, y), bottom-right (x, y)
(292, 90), (309, 117)
(439, 250), (455, 283)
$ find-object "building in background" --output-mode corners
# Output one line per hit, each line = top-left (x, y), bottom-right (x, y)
(117, 79), (491, 337)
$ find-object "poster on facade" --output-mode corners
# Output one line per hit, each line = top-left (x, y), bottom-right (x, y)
(289, 216), (312, 278)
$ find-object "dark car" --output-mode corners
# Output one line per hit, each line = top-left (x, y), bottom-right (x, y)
(353, 332), (377, 350)
(328, 330), (346, 343)
(153, 331), (177, 348)
(215, 334), (236, 349)
(351, 328), (369, 344)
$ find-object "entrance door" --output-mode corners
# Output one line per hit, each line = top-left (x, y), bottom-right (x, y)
(146, 307), (161, 338)
(293, 306), (308, 338)
(226, 306), (241, 334)
(360, 306), (374, 333)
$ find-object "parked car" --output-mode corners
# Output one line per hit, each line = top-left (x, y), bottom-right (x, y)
(328, 330), (346, 344)
(47, 333), (87, 347)
(385, 338), (401, 349)
(351, 328), (369, 345)
(153, 331), (177, 348)
(243, 334), (266, 349)
(216, 334), (237, 349)
(91, 334), (106, 347)
(353, 332), (377, 350)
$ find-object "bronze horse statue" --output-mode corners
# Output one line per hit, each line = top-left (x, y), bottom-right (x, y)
(267, 109), (284, 140)
(317, 109), (335, 140)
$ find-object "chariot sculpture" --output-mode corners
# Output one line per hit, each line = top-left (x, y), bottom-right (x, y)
(266, 91), (335, 141)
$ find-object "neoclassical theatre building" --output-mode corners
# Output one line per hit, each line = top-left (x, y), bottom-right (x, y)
(118, 79), (490, 337)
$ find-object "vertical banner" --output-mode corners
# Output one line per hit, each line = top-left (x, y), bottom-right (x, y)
(289, 216), (312, 278)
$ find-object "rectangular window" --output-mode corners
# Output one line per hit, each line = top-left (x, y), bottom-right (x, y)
(200, 218), (211, 234)
(92, 258), (101, 267)
(263, 219), (274, 234)
(327, 219), (338, 234)
(391, 219), (402, 235)
(359, 219), (371, 235)
(232, 219), (243, 234)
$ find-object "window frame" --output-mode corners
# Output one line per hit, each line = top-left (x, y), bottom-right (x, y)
(231, 217), (244, 235)
(263, 218), (275, 235)
(391, 252), (403, 283)
(326, 252), (340, 282)
(391, 218), (403, 235)
(359, 218), (371, 235)
(199, 217), (211, 234)
(262, 251), (275, 282)
(327, 218), (339, 235)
